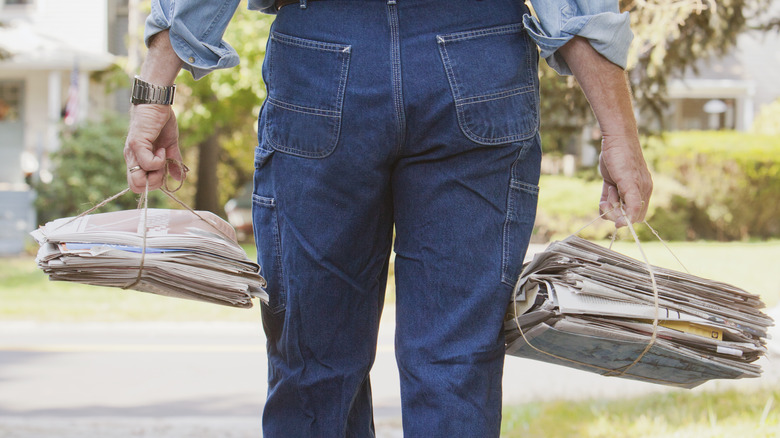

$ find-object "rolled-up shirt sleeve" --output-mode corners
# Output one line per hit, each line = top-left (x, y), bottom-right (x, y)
(525, 0), (633, 75)
(145, 0), (242, 80)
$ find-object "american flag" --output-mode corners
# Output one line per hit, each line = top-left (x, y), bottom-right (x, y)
(63, 62), (79, 126)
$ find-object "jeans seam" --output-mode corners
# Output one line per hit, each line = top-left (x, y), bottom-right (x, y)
(387, 2), (406, 156)
(437, 37), (462, 101)
(501, 141), (539, 286)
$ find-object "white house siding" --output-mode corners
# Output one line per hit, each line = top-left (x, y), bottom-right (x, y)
(0, 0), (118, 254)
(32, 0), (109, 55)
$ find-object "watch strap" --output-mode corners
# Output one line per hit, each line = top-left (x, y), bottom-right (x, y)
(131, 76), (176, 105)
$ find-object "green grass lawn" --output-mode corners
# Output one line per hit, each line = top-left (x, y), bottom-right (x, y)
(599, 237), (780, 307)
(0, 245), (263, 322)
(502, 387), (780, 437)
(2, 240), (777, 321)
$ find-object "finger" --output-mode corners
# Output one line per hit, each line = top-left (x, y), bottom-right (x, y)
(607, 185), (629, 228)
(125, 106), (172, 171)
(600, 183), (623, 225)
(126, 162), (145, 194)
(620, 188), (644, 227)
(165, 147), (186, 182)
(126, 162), (166, 194)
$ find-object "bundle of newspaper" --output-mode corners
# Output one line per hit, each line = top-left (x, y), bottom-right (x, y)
(505, 235), (773, 388)
(31, 208), (268, 308)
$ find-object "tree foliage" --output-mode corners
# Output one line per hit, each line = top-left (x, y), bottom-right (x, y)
(34, 113), (168, 225)
(538, 0), (774, 152)
(173, 7), (275, 213)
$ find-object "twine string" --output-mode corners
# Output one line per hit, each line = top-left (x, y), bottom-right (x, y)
(47, 159), (236, 289)
(511, 204), (668, 381)
(642, 219), (689, 273)
(52, 188), (131, 231)
(603, 205), (659, 377)
(123, 179), (149, 290)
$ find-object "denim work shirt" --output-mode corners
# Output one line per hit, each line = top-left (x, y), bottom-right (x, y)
(145, 0), (632, 80)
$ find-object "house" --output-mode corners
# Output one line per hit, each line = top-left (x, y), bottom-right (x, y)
(0, 0), (130, 254)
(662, 2), (780, 131)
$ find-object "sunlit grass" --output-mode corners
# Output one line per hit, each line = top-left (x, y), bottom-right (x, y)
(599, 237), (780, 307)
(501, 387), (780, 437)
(2, 240), (776, 321)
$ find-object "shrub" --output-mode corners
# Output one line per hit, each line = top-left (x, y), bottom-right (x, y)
(534, 175), (614, 241)
(752, 98), (780, 136)
(646, 131), (780, 240)
(34, 113), (169, 225)
(536, 131), (780, 242)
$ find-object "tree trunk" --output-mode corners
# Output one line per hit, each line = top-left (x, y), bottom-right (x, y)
(194, 132), (221, 214)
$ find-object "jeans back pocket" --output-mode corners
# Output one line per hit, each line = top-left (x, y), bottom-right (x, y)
(437, 23), (539, 145)
(263, 31), (351, 158)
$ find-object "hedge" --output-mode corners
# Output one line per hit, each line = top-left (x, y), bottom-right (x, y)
(534, 131), (780, 241)
(646, 131), (780, 240)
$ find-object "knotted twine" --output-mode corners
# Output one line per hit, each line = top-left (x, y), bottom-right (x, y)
(52, 159), (237, 291)
(511, 205), (691, 384)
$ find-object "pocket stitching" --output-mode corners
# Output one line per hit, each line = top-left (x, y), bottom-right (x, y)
(266, 97), (341, 117)
(252, 193), (286, 313)
(501, 139), (541, 286)
(456, 86), (535, 106)
(510, 179), (539, 195)
(271, 31), (351, 54)
(438, 22), (525, 43)
(264, 114), (341, 159)
(264, 31), (351, 159)
(437, 23), (539, 145)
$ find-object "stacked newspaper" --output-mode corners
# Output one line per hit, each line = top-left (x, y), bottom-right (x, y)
(31, 209), (267, 308)
(505, 235), (773, 388)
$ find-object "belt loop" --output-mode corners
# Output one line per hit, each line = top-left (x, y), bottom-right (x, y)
(387, 0), (396, 4)
(299, 0), (307, 9)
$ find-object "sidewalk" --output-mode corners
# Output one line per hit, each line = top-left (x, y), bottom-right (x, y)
(1, 309), (777, 438)
(2, 241), (777, 437)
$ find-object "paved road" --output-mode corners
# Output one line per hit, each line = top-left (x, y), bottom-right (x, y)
(1, 311), (778, 438)
(2, 241), (778, 437)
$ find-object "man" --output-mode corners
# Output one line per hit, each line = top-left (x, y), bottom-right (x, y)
(125, 0), (652, 436)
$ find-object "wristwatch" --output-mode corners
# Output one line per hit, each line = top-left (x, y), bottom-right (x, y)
(131, 76), (176, 105)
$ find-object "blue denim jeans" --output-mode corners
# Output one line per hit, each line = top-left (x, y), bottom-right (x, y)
(252, 0), (541, 436)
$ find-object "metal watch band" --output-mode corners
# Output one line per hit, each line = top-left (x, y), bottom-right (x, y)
(131, 76), (176, 105)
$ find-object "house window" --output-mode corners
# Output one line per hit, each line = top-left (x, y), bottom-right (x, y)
(0, 82), (22, 123)
(670, 98), (737, 131)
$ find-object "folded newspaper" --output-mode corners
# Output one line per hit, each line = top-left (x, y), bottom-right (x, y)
(505, 235), (773, 388)
(31, 209), (268, 308)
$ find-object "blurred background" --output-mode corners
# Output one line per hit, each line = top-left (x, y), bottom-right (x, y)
(0, 0), (779, 437)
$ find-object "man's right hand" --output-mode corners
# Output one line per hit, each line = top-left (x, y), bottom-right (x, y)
(124, 103), (184, 194)
(123, 30), (184, 193)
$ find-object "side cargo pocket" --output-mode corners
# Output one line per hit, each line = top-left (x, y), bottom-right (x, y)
(501, 136), (542, 286)
(252, 193), (286, 313)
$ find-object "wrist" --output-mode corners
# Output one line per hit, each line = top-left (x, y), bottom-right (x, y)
(139, 30), (183, 87)
(131, 76), (176, 105)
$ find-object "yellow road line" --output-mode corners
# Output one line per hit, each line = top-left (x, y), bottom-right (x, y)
(0, 344), (396, 353)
